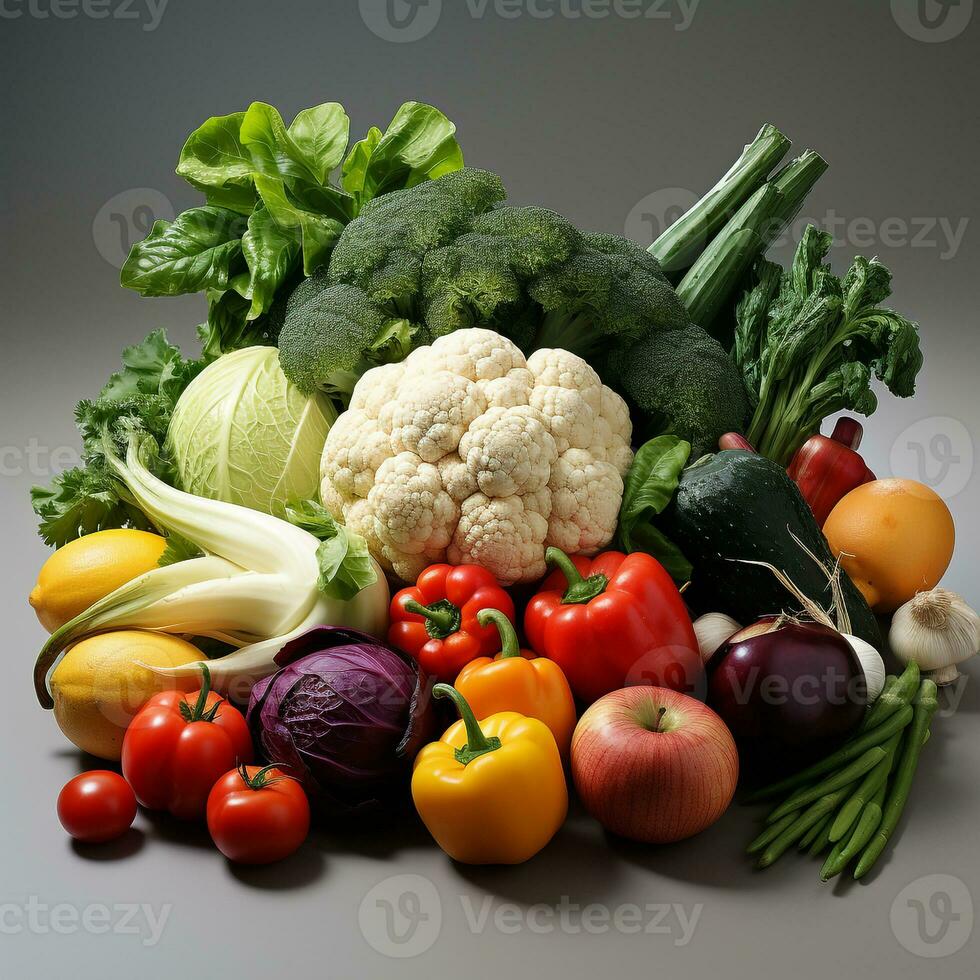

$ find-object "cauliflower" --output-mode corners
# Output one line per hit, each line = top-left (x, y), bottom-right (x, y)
(320, 329), (633, 584)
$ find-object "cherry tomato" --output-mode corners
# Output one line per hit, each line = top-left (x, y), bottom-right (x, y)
(122, 664), (253, 820)
(207, 765), (310, 865)
(57, 771), (136, 843)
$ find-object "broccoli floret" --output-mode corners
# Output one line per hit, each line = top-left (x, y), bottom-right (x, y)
(278, 271), (416, 400)
(530, 233), (693, 360)
(606, 324), (751, 458)
(328, 168), (506, 314)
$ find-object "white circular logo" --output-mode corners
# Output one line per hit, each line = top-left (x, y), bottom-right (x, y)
(891, 0), (974, 42)
(358, 873), (442, 958)
(889, 415), (974, 499)
(92, 188), (174, 270)
(624, 186), (699, 251)
(891, 873), (973, 958)
(359, 0), (442, 43)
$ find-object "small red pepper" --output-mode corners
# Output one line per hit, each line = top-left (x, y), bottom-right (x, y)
(787, 417), (876, 527)
(388, 564), (516, 682)
(524, 548), (702, 706)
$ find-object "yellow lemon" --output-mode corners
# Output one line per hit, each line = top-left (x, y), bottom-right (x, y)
(50, 631), (203, 760)
(30, 529), (168, 633)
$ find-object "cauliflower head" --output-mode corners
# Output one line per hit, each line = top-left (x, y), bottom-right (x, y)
(320, 328), (633, 584)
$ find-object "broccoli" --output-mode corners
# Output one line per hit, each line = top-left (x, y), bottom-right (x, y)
(278, 273), (416, 401)
(277, 166), (740, 449)
(605, 324), (751, 459)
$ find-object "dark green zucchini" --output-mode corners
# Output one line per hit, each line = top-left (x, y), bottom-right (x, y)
(659, 450), (880, 646)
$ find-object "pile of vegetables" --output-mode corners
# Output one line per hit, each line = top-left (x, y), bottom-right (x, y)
(28, 98), (978, 882)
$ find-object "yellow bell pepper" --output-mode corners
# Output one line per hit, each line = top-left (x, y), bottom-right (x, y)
(412, 684), (567, 864)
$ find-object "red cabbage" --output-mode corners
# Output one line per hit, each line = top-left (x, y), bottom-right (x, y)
(247, 627), (435, 817)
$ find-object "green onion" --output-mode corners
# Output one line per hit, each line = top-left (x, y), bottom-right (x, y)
(649, 124), (791, 277)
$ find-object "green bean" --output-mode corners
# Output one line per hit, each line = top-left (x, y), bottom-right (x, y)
(858, 663), (920, 733)
(766, 745), (887, 823)
(854, 681), (939, 880)
(744, 703), (913, 804)
(821, 782), (887, 881)
(799, 813), (832, 852)
(747, 811), (798, 854)
(807, 814), (836, 857)
(757, 790), (847, 869)
(828, 733), (901, 841)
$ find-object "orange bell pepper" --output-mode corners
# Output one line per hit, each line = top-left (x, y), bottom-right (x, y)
(454, 609), (576, 757)
(412, 684), (567, 865)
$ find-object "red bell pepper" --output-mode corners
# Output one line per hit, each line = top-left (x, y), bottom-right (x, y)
(388, 564), (516, 682)
(787, 417), (876, 527)
(524, 548), (702, 705)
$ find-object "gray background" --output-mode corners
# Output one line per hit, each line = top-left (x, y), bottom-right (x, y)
(2, 1), (978, 977)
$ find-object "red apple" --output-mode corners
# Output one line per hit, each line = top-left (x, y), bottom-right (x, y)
(571, 686), (738, 843)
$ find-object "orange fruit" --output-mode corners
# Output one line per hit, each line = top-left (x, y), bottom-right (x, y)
(29, 529), (167, 633)
(824, 479), (955, 614)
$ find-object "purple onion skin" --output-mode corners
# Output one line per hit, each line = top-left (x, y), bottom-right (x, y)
(708, 620), (867, 754)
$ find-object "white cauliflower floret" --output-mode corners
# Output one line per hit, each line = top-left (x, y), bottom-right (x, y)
(321, 328), (634, 585)
(458, 406), (557, 498)
(448, 494), (550, 585)
(380, 371), (486, 463)
(548, 449), (624, 555)
(320, 409), (389, 502)
(367, 453), (459, 582)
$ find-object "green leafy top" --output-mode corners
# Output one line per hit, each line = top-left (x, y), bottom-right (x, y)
(736, 225), (923, 465)
(31, 331), (204, 547)
(285, 500), (378, 601)
(121, 100), (464, 355)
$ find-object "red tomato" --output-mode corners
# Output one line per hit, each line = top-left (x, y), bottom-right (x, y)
(207, 765), (311, 865)
(122, 665), (253, 821)
(57, 771), (136, 843)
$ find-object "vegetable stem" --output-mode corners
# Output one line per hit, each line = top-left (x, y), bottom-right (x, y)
(828, 733), (900, 841)
(675, 150), (827, 342)
(545, 547), (608, 605)
(854, 681), (939, 879)
(649, 123), (791, 276)
(476, 608), (522, 659)
(404, 598), (462, 639)
(766, 745), (887, 824)
(433, 683), (502, 766)
(757, 790), (847, 869)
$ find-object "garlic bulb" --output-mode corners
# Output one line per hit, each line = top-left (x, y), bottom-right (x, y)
(693, 613), (741, 664)
(889, 589), (979, 685)
(843, 634), (886, 703)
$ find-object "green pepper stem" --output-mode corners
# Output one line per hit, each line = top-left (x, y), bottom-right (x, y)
(476, 608), (521, 659)
(404, 598), (461, 639)
(433, 683), (502, 765)
(545, 546), (608, 605)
